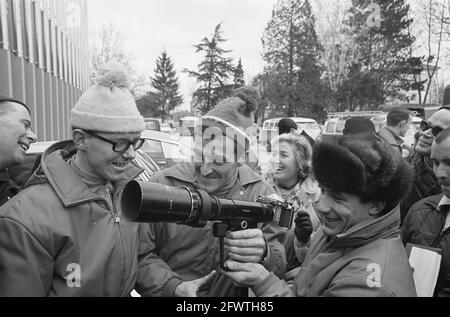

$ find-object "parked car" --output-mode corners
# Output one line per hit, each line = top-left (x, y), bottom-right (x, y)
(140, 130), (193, 169)
(8, 141), (160, 187)
(260, 117), (322, 150)
(144, 118), (161, 131)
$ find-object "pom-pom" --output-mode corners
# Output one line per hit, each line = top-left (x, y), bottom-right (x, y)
(232, 86), (260, 114)
(94, 61), (130, 89)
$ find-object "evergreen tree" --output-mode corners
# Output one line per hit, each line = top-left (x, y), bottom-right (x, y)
(151, 50), (183, 122)
(233, 59), (245, 88)
(261, 0), (323, 118)
(341, 0), (415, 109)
(185, 23), (236, 114)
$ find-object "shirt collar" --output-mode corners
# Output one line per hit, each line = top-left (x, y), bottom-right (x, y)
(438, 195), (450, 211)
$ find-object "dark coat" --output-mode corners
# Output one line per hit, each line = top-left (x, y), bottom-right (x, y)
(0, 170), (20, 207)
(401, 194), (450, 297)
(401, 153), (441, 223)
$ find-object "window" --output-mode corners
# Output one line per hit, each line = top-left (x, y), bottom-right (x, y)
(326, 122), (335, 133)
(336, 121), (345, 134)
(5, 0), (16, 53)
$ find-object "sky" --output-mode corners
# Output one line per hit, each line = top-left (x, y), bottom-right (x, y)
(87, 0), (280, 111)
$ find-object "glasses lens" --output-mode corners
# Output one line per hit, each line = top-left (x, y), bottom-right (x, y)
(420, 120), (431, 132)
(114, 139), (132, 153)
(134, 139), (145, 151)
(432, 126), (443, 138)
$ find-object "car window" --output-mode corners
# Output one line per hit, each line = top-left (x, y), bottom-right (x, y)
(297, 122), (320, 131)
(336, 121), (345, 133)
(325, 122), (335, 133)
(145, 120), (161, 131)
(142, 140), (167, 168)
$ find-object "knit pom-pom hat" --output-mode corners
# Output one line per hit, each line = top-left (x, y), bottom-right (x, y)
(70, 62), (145, 133)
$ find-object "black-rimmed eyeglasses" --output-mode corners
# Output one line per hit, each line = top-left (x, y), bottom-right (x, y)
(84, 130), (145, 154)
(420, 121), (444, 138)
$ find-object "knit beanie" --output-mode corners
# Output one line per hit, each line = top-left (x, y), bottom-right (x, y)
(70, 62), (145, 133)
(195, 86), (260, 162)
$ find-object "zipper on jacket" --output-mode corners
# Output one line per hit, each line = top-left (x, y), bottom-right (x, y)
(106, 184), (127, 296)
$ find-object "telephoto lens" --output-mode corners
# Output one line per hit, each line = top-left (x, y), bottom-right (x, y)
(120, 181), (283, 228)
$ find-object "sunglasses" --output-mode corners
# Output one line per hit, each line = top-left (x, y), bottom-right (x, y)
(84, 131), (145, 154)
(420, 121), (444, 137)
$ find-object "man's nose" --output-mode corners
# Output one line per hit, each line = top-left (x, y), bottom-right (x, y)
(200, 161), (213, 175)
(435, 164), (449, 180)
(27, 129), (37, 143)
(122, 145), (136, 160)
(315, 195), (331, 214)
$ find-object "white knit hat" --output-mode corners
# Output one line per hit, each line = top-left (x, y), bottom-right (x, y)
(70, 62), (145, 133)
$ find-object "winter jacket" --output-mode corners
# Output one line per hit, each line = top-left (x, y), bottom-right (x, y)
(136, 162), (286, 297)
(268, 175), (321, 272)
(0, 141), (144, 296)
(0, 170), (20, 207)
(401, 153), (441, 222)
(401, 194), (450, 297)
(252, 207), (417, 297)
(378, 127), (403, 156)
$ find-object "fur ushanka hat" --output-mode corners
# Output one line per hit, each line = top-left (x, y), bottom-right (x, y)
(312, 135), (413, 213)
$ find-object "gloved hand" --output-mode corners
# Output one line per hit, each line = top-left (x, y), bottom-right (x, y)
(294, 211), (313, 244)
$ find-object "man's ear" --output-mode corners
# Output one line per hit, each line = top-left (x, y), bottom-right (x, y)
(369, 201), (386, 217)
(72, 129), (88, 152)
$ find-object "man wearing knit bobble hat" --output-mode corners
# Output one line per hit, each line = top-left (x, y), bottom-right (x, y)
(136, 86), (286, 297)
(0, 62), (148, 296)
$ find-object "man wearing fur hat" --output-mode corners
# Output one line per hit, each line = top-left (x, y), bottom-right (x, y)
(136, 87), (286, 297)
(0, 63), (147, 296)
(223, 134), (417, 297)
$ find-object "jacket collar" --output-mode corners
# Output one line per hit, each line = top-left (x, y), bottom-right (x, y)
(163, 162), (262, 187)
(326, 206), (402, 250)
(28, 140), (143, 208)
(424, 193), (446, 211)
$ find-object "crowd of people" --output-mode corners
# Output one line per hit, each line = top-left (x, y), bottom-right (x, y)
(0, 62), (449, 297)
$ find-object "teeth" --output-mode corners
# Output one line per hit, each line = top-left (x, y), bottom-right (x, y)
(18, 143), (28, 151)
(113, 162), (127, 168)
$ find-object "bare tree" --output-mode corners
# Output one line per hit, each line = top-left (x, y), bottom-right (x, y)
(89, 24), (149, 97)
(410, 0), (450, 104)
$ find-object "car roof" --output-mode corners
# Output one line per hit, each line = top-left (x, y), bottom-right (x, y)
(264, 117), (318, 124)
(141, 130), (180, 145)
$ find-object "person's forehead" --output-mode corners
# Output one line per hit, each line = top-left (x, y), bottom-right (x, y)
(432, 138), (450, 158)
(430, 110), (450, 128)
(2, 101), (30, 115)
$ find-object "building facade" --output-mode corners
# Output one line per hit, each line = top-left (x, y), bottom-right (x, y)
(0, 0), (89, 141)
